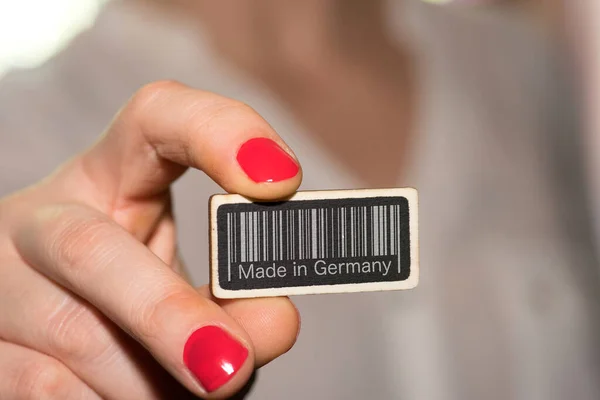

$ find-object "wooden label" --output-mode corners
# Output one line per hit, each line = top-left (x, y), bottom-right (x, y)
(210, 188), (419, 298)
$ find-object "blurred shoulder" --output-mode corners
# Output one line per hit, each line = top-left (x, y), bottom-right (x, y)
(0, 0), (209, 195)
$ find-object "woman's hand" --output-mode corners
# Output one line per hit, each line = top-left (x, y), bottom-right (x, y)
(0, 81), (302, 399)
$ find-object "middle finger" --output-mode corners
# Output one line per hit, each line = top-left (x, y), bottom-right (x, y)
(0, 257), (178, 399)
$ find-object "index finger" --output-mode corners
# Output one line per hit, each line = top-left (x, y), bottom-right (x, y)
(74, 80), (302, 204)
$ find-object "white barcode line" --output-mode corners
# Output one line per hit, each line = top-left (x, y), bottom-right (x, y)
(317, 208), (321, 259)
(292, 210), (295, 260)
(303, 209), (306, 259)
(260, 211), (267, 260)
(254, 212), (259, 262)
(247, 212), (251, 262)
(311, 209), (317, 259)
(301, 210), (304, 260)
(383, 205), (387, 256)
(345, 207), (348, 258)
(357, 207), (360, 258)
(383, 206), (386, 256)
(307, 209), (310, 259)
(358, 207), (362, 258)
(379, 205), (384, 257)
(363, 207), (375, 254)
(325, 208), (328, 259)
(365, 207), (368, 257)
(390, 206), (395, 256)
(378, 206), (381, 257)
(384, 205), (388, 256)
(248, 212), (252, 262)
(397, 204), (401, 273)
(240, 212), (246, 263)
(234, 213), (237, 263)
(341, 208), (345, 258)
(227, 213), (231, 281)
(301, 209), (304, 260)
(375, 206), (381, 255)
(299, 209), (303, 260)
(250, 212), (254, 262)
(356, 207), (359, 257)
(382, 206), (385, 256)
(357, 207), (360, 257)
(323, 208), (326, 259)
(285, 211), (288, 261)
(343, 208), (346, 258)
(249, 212), (254, 262)
(353, 207), (356, 258)
(374, 206), (379, 257)
(300, 210), (308, 260)
(357, 207), (361, 257)
(272, 211), (276, 261)
(350, 207), (355, 257)
(337, 208), (340, 258)
(254, 212), (257, 262)
(278, 210), (282, 261)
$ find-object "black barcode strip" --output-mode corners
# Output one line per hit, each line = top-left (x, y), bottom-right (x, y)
(227, 204), (403, 265)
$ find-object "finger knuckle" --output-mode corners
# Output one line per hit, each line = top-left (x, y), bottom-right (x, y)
(194, 100), (256, 129)
(130, 80), (184, 114)
(14, 360), (67, 400)
(43, 205), (119, 275)
(131, 285), (199, 341)
(183, 100), (258, 150)
(45, 298), (115, 365)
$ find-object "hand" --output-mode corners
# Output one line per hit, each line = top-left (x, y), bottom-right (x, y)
(0, 81), (302, 399)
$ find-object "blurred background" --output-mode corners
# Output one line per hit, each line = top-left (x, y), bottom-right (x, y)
(1, 1), (600, 399)
(0, 0), (110, 79)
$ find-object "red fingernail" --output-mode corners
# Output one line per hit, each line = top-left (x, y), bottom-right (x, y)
(237, 138), (299, 183)
(184, 326), (248, 392)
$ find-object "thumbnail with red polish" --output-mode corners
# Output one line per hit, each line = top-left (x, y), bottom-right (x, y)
(184, 326), (248, 392)
(237, 138), (299, 183)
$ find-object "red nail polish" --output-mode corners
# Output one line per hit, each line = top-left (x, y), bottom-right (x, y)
(237, 138), (299, 183)
(184, 326), (248, 392)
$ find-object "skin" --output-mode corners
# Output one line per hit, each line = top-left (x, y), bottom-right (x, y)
(0, 0), (570, 398)
(0, 82), (301, 399)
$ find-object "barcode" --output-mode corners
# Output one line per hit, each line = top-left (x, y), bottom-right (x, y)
(212, 191), (416, 295)
(224, 204), (403, 265)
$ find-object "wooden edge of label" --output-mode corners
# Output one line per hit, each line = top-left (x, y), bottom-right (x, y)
(209, 188), (419, 299)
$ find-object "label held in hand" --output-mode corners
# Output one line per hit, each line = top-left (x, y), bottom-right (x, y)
(210, 188), (419, 299)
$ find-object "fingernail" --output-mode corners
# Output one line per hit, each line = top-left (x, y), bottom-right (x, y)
(184, 326), (249, 392)
(237, 138), (299, 183)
